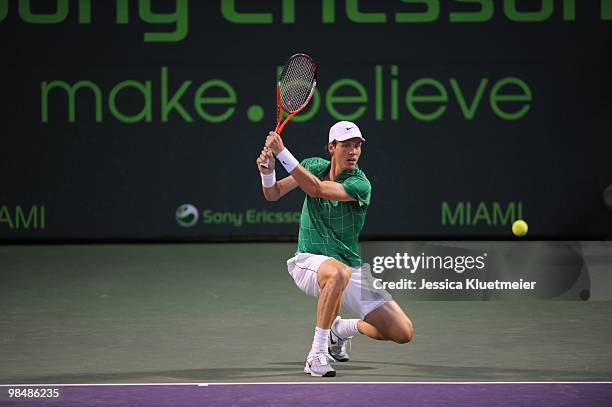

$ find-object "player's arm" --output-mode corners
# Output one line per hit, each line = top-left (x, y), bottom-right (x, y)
(256, 146), (299, 202)
(290, 165), (355, 201)
(264, 132), (355, 202)
(263, 175), (299, 202)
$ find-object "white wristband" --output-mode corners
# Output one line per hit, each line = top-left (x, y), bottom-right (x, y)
(276, 148), (299, 173)
(261, 170), (276, 188)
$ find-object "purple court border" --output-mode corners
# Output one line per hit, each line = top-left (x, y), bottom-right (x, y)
(1, 382), (611, 406)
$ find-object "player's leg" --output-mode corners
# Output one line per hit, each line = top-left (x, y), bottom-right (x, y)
(329, 300), (412, 359)
(361, 301), (414, 343)
(331, 265), (413, 351)
(286, 254), (351, 377)
(303, 258), (352, 377)
(315, 258), (352, 328)
(327, 300), (413, 363)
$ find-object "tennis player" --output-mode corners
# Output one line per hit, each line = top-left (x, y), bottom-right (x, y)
(256, 121), (414, 377)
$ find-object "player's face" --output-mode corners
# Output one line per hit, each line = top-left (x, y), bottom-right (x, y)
(330, 138), (362, 170)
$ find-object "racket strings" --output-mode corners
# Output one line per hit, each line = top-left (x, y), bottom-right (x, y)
(280, 56), (315, 113)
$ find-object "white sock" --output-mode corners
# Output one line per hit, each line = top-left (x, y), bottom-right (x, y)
(310, 327), (330, 355)
(334, 318), (360, 339)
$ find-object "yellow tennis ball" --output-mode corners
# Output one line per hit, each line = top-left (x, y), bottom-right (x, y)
(512, 220), (528, 237)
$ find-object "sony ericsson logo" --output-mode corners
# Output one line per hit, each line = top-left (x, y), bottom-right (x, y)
(220, 1), (612, 25)
(1, 1), (609, 44)
(175, 207), (301, 228)
(176, 203), (199, 228)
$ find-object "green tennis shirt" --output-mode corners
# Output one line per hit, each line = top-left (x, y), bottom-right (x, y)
(296, 157), (371, 267)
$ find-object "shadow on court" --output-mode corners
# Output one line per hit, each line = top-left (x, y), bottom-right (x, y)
(10, 361), (612, 384)
(4, 364), (373, 384)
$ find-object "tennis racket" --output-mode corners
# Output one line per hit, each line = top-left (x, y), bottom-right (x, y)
(261, 53), (317, 168)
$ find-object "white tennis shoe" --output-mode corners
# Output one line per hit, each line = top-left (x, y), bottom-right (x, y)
(329, 316), (352, 362)
(304, 352), (336, 377)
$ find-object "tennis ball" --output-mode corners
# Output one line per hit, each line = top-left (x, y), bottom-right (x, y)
(512, 220), (528, 237)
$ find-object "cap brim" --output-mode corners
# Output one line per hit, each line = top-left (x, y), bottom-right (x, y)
(333, 134), (365, 142)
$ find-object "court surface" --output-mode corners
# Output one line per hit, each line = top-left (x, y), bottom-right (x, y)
(1, 243), (612, 385)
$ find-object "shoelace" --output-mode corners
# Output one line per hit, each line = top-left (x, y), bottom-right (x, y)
(315, 353), (334, 366)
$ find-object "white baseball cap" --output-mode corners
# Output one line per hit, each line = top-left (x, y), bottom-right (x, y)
(328, 121), (365, 143)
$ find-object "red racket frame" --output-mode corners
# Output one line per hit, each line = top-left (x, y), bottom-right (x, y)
(261, 54), (316, 168)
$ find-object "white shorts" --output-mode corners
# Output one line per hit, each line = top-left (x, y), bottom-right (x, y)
(287, 252), (392, 319)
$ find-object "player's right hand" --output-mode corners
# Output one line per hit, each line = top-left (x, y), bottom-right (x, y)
(256, 147), (275, 174)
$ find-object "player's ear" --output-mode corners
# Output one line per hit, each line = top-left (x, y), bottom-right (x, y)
(327, 141), (336, 157)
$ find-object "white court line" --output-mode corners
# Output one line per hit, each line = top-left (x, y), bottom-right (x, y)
(1, 382), (612, 387)
(204, 381), (612, 386)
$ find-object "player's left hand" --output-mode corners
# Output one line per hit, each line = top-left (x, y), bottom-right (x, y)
(256, 147), (275, 174)
(265, 131), (285, 156)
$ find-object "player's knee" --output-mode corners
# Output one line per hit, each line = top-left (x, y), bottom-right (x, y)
(319, 261), (352, 289)
(393, 318), (414, 344)
(327, 266), (351, 289)
(328, 265), (351, 288)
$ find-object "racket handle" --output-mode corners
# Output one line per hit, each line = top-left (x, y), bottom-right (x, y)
(260, 123), (283, 168)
